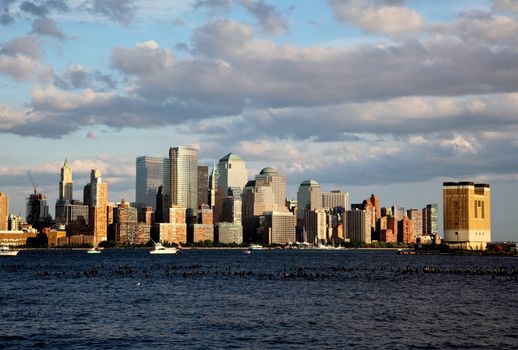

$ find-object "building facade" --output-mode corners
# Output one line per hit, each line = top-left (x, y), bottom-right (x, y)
(89, 169), (108, 246)
(0, 192), (8, 231)
(197, 165), (209, 208)
(136, 156), (164, 210)
(169, 146), (198, 211)
(443, 182), (491, 250)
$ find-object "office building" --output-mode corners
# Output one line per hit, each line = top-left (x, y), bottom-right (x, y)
(0, 192), (8, 231)
(304, 208), (326, 243)
(422, 203), (438, 236)
(214, 153), (248, 222)
(443, 182), (491, 250)
(296, 180), (322, 223)
(346, 209), (372, 243)
(322, 190), (349, 211)
(407, 208), (422, 238)
(136, 156), (163, 210)
(89, 169), (108, 246)
(197, 165), (209, 208)
(169, 146), (198, 211)
(26, 191), (50, 229)
(258, 211), (295, 244)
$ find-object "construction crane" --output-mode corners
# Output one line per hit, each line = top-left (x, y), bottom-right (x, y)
(27, 171), (39, 195)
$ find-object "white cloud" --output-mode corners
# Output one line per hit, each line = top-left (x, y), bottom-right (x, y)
(328, 0), (423, 34)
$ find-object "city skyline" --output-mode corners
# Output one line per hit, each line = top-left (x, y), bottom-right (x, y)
(0, 0), (517, 241)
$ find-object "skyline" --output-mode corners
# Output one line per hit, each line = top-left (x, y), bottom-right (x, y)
(1, 0), (517, 241)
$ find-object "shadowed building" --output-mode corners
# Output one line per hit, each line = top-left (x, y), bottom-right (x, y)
(136, 156), (163, 210)
(214, 153), (248, 222)
(197, 165), (209, 208)
(443, 182), (491, 250)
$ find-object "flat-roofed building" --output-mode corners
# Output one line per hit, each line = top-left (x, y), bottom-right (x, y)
(443, 182), (491, 250)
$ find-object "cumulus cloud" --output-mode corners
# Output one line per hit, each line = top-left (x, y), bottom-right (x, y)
(20, 1), (49, 17)
(31, 17), (65, 39)
(328, 0), (423, 34)
(0, 37), (41, 80)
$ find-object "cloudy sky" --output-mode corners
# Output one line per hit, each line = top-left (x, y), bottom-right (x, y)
(0, 0), (517, 240)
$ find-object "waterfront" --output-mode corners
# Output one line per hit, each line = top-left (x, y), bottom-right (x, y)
(1, 250), (517, 349)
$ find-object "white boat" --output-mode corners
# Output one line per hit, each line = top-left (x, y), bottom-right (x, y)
(249, 244), (264, 250)
(150, 242), (178, 255)
(87, 247), (102, 254)
(0, 246), (19, 256)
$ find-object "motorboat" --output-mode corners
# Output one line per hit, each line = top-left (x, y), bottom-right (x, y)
(249, 244), (264, 250)
(150, 242), (178, 255)
(0, 246), (19, 256)
(87, 247), (102, 254)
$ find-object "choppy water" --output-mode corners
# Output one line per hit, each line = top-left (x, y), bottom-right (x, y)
(1, 249), (517, 349)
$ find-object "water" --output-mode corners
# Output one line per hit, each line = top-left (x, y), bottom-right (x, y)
(1, 249), (517, 349)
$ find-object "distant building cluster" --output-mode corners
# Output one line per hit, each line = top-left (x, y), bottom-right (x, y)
(0, 149), (492, 250)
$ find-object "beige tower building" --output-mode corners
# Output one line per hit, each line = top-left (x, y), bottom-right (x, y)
(169, 146), (198, 211)
(89, 169), (108, 246)
(59, 159), (73, 202)
(214, 153), (248, 222)
(0, 192), (8, 231)
(443, 182), (491, 250)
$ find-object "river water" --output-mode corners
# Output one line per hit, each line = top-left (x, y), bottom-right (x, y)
(0, 249), (517, 349)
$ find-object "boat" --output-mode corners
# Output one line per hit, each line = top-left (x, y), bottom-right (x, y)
(87, 247), (102, 254)
(249, 244), (264, 250)
(0, 246), (19, 256)
(150, 242), (178, 255)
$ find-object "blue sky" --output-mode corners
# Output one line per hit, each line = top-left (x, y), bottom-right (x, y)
(0, 0), (517, 241)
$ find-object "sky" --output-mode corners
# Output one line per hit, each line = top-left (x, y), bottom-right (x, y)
(0, 0), (517, 241)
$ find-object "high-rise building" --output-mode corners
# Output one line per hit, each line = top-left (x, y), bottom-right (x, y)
(26, 191), (50, 229)
(215, 153), (248, 222)
(407, 208), (422, 238)
(56, 159), (75, 223)
(346, 209), (372, 243)
(398, 216), (415, 244)
(422, 203), (438, 236)
(0, 192), (8, 231)
(59, 159), (73, 202)
(296, 180), (322, 222)
(113, 201), (139, 244)
(258, 211), (295, 244)
(169, 146), (198, 211)
(89, 169), (108, 246)
(304, 208), (327, 243)
(197, 165), (209, 208)
(443, 182), (491, 250)
(208, 163), (217, 208)
(322, 190), (349, 211)
(255, 167), (287, 210)
(136, 156), (164, 210)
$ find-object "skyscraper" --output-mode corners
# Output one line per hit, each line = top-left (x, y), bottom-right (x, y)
(0, 192), (8, 231)
(346, 209), (372, 243)
(136, 156), (163, 209)
(255, 167), (287, 210)
(407, 208), (422, 238)
(208, 163), (217, 208)
(169, 146), (198, 211)
(197, 165), (209, 208)
(422, 203), (438, 236)
(296, 180), (322, 222)
(89, 169), (108, 246)
(214, 153), (248, 222)
(443, 182), (491, 250)
(56, 159), (74, 223)
(59, 159), (73, 202)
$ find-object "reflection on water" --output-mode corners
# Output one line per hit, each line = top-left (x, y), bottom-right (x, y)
(1, 250), (517, 349)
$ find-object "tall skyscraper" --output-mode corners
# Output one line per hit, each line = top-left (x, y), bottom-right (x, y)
(169, 146), (198, 211)
(208, 163), (217, 208)
(407, 208), (422, 237)
(0, 192), (8, 231)
(136, 156), (164, 209)
(59, 159), (73, 202)
(443, 182), (491, 250)
(296, 180), (322, 222)
(422, 203), (438, 236)
(26, 191), (50, 229)
(255, 167), (287, 210)
(197, 165), (209, 208)
(89, 169), (108, 246)
(215, 153), (248, 222)
(56, 159), (74, 223)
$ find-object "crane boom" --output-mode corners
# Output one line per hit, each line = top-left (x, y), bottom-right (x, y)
(27, 171), (38, 195)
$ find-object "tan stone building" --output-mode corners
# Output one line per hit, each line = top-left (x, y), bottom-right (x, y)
(89, 169), (108, 246)
(443, 182), (491, 250)
(0, 192), (8, 231)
